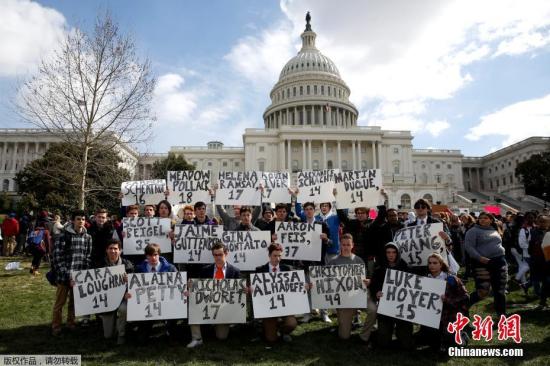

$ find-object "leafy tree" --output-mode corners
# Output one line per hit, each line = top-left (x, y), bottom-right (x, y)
(515, 151), (550, 199)
(151, 152), (195, 180)
(15, 142), (130, 214)
(17, 13), (155, 210)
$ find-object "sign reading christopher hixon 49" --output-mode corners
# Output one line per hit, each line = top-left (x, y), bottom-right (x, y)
(72, 265), (127, 316)
(127, 272), (188, 321)
(122, 217), (172, 255)
(308, 264), (367, 309)
(260, 171), (291, 203)
(173, 224), (224, 264)
(296, 169), (338, 204)
(166, 170), (211, 206)
(250, 270), (310, 318)
(121, 179), (166, 206)
(215, 171), (262, 206)
(188, 278), (247, 324)
(335, 169), (382, 209)
(377, 269), (446, 329)
(275, 221), (322, 261)
(393, 223), (447, 267)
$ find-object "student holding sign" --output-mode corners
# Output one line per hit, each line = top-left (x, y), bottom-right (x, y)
(235, 206), (260, 231)
(193, 201), (217, 225)
(215, 204), (261, 231)
(188, 241), (243, 348)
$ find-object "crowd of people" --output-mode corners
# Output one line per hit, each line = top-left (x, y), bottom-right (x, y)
(2, 192), (549, 352)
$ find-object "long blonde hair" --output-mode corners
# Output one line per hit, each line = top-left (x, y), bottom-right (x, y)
(428, 252), (449, 273)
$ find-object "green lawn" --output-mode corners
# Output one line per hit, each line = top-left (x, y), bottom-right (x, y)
(1, 256), (549, 365)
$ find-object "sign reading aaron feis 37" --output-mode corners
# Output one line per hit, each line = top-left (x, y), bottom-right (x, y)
(296, 169), (338, 204)
(122, 217), (172, 255)
(393, 223), (447, 267)
(215, 171), (262, 206)
(71, 265), (127, 316)
(166, 170), (211, 206)
(173, 224), (224, 264)
(188, 278), (247, 324)
(275, 221), (322, 261)
(335, 169), (383, 209)
(121, 179), (166, 206)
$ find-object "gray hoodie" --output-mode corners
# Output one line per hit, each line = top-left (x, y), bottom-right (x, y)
(464, 224), (505, 261)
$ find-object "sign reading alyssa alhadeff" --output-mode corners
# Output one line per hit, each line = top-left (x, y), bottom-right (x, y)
(296, 169), (338, 204)
(127, 272), (188, 321)
(250, 270), (310, 318)
(393, 223), (447, 267)
(261, 171), (292, 203)
(173, 224), (224, 264)
(215, 171), (262, 206)
(122, 217), (172, 255)
(71, 265), (127, 316)
(188, 278), (247, 324)
(308, 264), (367, 309)
(166, 170), (211, 206)
(121, 179), (166, 206)
(275, 221), (322, 261)
(335, 169), (382, 209)
(377, 269), (446, 329)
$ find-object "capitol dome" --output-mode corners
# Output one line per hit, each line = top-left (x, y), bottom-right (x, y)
(263, 13), (358, 130)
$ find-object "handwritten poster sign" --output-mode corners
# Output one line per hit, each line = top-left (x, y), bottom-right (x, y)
(250, 270), (310, 318)
(216, 171), (262, 206)
(173, 224), (224, 264)
(335, 169), (382, 209)
(122, 217), (172, 255)
(222, 231), (271, 271)
(308, 264), (367, 309)
(121, 180), (166, 206)
(296, 170), (337, 204)
(261, 171), (291, 203)
(72, 266), (127, 316)
(393, 223), (447, 267)
(127, 272), (188, 321)
(188, 278), (247, 324)
(167, 170), (211, 206)
(275, 222), (322, 261)
(377, 269), (446, 329)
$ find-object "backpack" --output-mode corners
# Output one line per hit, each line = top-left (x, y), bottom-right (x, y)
(28, 228), (45, 246)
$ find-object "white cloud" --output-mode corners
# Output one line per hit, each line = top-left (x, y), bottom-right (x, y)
(0, 0), (66, 77)
(426, 120), (451, 137)
(153, 73), (197, 124)
(466, 93), (550, 145)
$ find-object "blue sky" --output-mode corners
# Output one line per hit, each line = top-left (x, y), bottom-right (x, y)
(1, 0), (550, 156)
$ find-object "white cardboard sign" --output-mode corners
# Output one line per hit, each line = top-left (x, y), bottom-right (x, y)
(122, 217), (172, 255)
(377, 269), (446, 329)
(222, 231), (271, 271)
(72, 265), (127, 317)
(127, 272), (188, 321)
(173, 224), (224, 264)
(188, 278), (247, 324)
(393, 223), (447, 267)
(335, 170), (383, 209)
(275, 221), (322, 261)
(216, 171), (262, 206)
(250, 270), (310, 318)
(308, 264), (368, 309)
(167, 170), (211, 206)
(296, 170), (337, 204)
(121, 180), (166, 206)
(261, 171), (291, 203)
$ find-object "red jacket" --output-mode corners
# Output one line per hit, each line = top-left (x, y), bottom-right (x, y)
(2, 218), (20, 236)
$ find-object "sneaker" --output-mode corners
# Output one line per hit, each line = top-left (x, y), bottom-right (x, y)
(359, 332), (370, 343)
(282, 334), (292, 342)
(300, 313), (312, 323)
(187, 339), (203, 348)
(322, 313), (332, 323)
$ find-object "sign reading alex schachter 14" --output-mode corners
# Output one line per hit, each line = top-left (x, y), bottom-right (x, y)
(127, 272), (188, 321)
(122, 217), (172, 255)
(188, 278), (247, 324)
(377, 269), (446, 329)
(296, 169), (338, 204)
(216, 171), (262, 206)
(393, 223), (447, 267)
(121, 179), (166, 206)
(71, 266), (127, 316)
(166, 170), (211, 206)
(308, 264), (368, 309)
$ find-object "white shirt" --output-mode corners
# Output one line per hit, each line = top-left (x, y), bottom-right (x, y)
(270, 264), (280, 273)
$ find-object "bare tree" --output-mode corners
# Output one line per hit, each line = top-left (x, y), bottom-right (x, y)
(17, 13), (155, 210)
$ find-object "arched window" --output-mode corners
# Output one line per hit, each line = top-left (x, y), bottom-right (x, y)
(327, 160), (333, 169)
(401, 194), (411, 209)
(2, 179), (9, 192)
(423, 194), (433, 204)
(312, 160), (319, 170)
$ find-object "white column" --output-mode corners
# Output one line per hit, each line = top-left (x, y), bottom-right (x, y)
(308, 139), (313, 169)
(357, 141), (362, 170)
(372, 141), (376, 169)
(337, 140), (342, 169)
(302, 140), (306, 170)
(11, 143), (17, 172)
(352, 141), (356, 170)
(302, 107), (306, 125)
(327, 107), (332, 126)
(322, 140), (327, 169)
(376, 142), (382, 170)
(286, 109), (290, 126)
(294, 108), (298, 126)
(1, 142), (7, 172)
(287, 139), (291, 170)
(279, 141), (285, 170)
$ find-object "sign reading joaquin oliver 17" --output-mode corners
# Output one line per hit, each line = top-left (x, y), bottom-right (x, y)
(215, 171), (262, 206)
(173, 224), (224, 264)
(296, 169), (337, 203)
(122, 217), (172, 255)
(261, 171), (291, 203)
(308, 264), (367, 309)
(127, 271), (188, 321)
(72, 266), (127, 316)
(223, 231), (271, 271)
(121, 179), (166, 206)
(188, 278), (247, 324)
(377, 269), (445, 329)
(393, 223), (447, 267)
(250, 270), (310, 318)
(166, 170), (211, 206)
(275, 221), (322, 261)
(335, 169), (382, 209)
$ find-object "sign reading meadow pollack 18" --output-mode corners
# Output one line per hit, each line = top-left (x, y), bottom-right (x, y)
(188, 278), (247, 324)
(393, 223), (447, 267)
(335, 169), (382, 209)
(308, 264), (368, 309)
(377, 269), (446, 329)
(297, 169), (338, 204)
(173, 224), (224, 264)
(260, 171), (291, 203)
(250, 270), (310, 318)
(121, 179), (166, 206)
(216, 171), (262, 206)
(71, 265), (127, 316)
(122, 217), (172, 255)
(222, 231), (271, 271)
(127, 272), (188, 321)
(275, 221), (322, 261)
(166, 170), (211, 206)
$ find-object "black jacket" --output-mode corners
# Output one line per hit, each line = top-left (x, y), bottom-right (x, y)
(89, 221), (115, 267)
(255, 263), (293, 273)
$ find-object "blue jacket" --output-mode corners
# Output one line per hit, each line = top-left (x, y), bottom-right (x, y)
(136, 256), (177, 273)
(296, 203), (341, 255)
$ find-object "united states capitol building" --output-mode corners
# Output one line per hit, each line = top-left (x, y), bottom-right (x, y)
(1, 18), (548, 212)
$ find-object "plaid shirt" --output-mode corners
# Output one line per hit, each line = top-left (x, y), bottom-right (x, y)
(52, 223), (92, 284)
